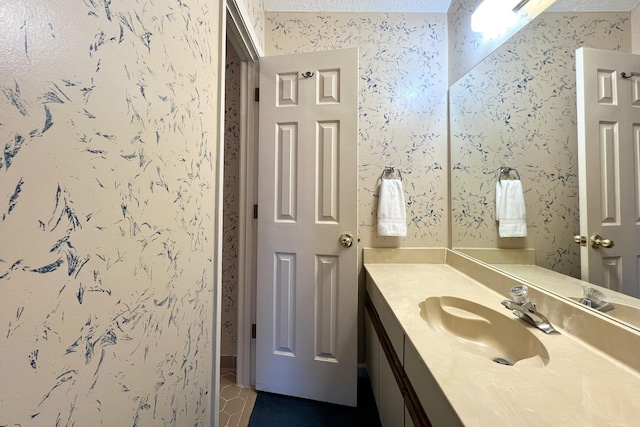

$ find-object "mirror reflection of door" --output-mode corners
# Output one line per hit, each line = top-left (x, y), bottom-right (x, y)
(449, 10), (640, 316)
(576, 47), (640, 298)
(256, 48), (359, 406)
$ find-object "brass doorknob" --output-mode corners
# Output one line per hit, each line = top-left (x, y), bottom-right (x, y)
(590, 234), (614, 249)
(339, 233), (354, 248)
(574, 235), (587, 246)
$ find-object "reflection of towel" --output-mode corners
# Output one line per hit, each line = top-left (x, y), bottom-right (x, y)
(496, 180), (527, 238)
(377, 179), (407, 237)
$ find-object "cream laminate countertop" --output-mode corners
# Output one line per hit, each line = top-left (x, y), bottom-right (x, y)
(365, 262), (640, 426)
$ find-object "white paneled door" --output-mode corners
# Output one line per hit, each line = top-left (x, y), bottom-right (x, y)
(256, 48), (358, 406)
(576, 47), (640, 297)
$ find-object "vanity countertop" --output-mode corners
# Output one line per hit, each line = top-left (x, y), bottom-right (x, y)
(365, 254), (640, 426)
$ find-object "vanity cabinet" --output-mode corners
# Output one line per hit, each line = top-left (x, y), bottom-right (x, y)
(364, 251), (640, 426)
(365, 290), (431, 427)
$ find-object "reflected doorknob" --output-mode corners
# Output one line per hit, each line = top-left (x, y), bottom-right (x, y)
(590, 234), (614, 249)
(339, 233), (354, 248)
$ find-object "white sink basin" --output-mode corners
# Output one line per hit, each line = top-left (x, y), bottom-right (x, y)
(419, 296), (550, 367)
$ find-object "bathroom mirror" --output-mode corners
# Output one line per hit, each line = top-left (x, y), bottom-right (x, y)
(449, 1), (640, 330)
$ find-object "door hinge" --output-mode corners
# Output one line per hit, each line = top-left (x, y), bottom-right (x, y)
(253, 204), (258, 219)
(251, 323), (256, 339)
(254, 88), (259, 102)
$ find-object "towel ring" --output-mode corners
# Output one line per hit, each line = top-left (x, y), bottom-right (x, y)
(497, 166), (520, 184)
(380, 166), (402, 181)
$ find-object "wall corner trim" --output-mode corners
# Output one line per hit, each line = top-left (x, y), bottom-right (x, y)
(227, 0), (263, 61)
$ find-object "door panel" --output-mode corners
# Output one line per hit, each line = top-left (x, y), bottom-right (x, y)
(276, 123), (297, 221)
(598, 122), (619, 225)
(315, 254), (338, 361)
(274, 252), (296, 356)
(317, 121), (340, 222)
(256, 48), (358, 406)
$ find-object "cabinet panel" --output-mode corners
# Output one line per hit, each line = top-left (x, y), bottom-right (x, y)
(405, 406), (415, 427)
(379, 348), (405, 427)
(365, 310), (381, 407)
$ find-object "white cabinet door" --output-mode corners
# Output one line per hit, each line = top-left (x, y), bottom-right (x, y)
(405, 406), (415, 427)
(365, 310), (381, 408)
(379, 351), (405, 427)
(366, 303), (408, 427)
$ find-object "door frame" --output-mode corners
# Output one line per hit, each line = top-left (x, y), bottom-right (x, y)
(225, 0), (261, 387)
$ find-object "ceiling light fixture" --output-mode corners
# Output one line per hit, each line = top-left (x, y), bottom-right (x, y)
(470, 0), (518, 40)
(512, 0), (530, 13)
(471, 0), (556, 40)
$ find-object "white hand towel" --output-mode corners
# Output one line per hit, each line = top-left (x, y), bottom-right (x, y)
(496, 180), (527, 238)
(377, 178), (407, 237)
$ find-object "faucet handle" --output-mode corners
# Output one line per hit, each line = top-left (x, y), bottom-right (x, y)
(509, 285), (529, 304)
(581, 286), (606, 304)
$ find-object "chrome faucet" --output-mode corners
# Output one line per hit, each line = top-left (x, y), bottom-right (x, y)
(501, 285), (556, 334)
(579, 286), (614, 312)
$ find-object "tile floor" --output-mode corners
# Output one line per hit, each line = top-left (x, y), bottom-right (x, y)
(219, 371), (257, 427)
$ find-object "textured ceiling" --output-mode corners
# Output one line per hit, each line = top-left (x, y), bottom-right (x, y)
(263, 0), (640, 13)
(549, 0), (640, 12)
(262, 0), (452, 13)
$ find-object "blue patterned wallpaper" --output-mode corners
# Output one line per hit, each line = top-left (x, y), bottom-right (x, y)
(239, 0), (266, 53)
(0, 0), (220, 425)
(265, 12), (449, 249)
(451, 12), (630, 277)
